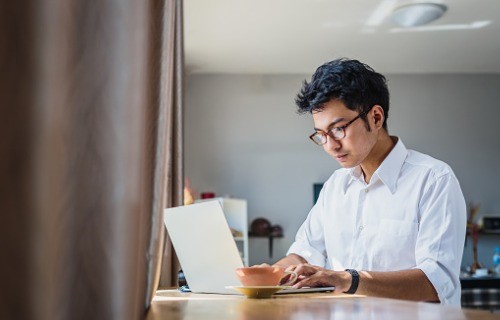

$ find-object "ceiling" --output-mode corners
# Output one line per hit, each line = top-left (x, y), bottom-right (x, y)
(184, 0), (500, 74)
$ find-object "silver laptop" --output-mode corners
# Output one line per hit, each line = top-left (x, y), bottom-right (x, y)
(164, 200), (334, 295)
(164, 200), (243, 294)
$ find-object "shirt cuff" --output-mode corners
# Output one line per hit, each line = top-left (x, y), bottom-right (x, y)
(414, 259), (459, 306)
(286, 241), (327, 267)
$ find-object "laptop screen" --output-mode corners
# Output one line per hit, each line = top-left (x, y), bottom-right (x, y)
(164, 201), (244, 294)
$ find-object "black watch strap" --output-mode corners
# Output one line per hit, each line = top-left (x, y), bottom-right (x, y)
(344, 269), (359, 294)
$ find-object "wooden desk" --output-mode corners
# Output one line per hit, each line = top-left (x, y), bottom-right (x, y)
(147, 289), (497, 320)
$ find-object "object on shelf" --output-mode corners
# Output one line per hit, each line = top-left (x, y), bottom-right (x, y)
(474, 268), (489, 277)
(184, 178), (197, 205)
(201, 192), (216, 199)
(250, 218), (272, 236)
(230, 228), (243, 238)
(483, 216), (500, 233)
(467, 203), (484, 273)
(270, 225), (283, 237)
(494, 247), (500, 275)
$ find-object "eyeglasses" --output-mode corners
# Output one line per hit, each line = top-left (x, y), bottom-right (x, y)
(309, 110), (369, 146)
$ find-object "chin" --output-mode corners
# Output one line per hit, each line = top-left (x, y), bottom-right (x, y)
(334, 157), (360, 169)
(339, 162), (356, 169)
(334, 159), (352, 168)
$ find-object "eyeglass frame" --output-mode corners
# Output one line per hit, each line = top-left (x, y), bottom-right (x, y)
(309, 109), (370, 146)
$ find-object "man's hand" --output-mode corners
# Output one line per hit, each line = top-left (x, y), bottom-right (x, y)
(285, 263), (351, 293)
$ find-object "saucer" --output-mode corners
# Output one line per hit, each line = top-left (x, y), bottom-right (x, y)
(225, 286), (285, 298)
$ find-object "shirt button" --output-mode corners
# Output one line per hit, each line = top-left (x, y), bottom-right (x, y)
(364, 189), (369, 193)
(359, 226), (364, 231)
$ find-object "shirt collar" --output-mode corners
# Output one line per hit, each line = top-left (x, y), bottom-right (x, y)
(374, 137), (408, 194)
(342, 168), (360, 194)
(343, 137), (408, 194)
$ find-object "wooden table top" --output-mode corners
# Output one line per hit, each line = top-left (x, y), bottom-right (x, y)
(147, 289), (498, 320)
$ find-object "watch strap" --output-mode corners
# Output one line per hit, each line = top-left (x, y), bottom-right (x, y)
(344, 269), (359, 294)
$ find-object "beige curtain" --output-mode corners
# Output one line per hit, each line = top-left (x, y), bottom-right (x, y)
(146, 0), (184, 297)
(159, 0), (184, 289)
(0, 0), (183, 319)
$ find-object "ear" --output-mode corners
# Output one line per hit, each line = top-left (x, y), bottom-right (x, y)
(371, 105), (385, 130)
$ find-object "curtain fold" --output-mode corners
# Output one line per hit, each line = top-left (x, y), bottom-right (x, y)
(143, 0), (184, 306)
(32, 1), (151, 319)
(158, 0), (184, 289)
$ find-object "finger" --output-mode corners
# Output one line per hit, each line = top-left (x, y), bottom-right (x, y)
(291, 263), (306, 274)
(280, 271), (299, 286)
(294, 264), (317, 276)
(279, 273), (293, 285)
(292, 278), (309, 289)
(293, 272), (336, 289)
(293, 276), (324, 289)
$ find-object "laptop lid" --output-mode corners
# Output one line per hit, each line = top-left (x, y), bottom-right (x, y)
(164, 200), (244, 294)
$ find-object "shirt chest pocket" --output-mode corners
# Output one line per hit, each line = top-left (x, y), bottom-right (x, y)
(370, 219), (419, 270)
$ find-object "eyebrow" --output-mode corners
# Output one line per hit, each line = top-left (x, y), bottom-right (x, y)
(313, 118), (346, 132)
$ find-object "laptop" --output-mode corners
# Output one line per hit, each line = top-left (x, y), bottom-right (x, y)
(163, 200), (334, 295)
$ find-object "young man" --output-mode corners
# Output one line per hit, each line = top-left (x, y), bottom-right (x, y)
(274, 58), (466, 305)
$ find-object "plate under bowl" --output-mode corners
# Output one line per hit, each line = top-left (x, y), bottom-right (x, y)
(226, 286), (285, 298)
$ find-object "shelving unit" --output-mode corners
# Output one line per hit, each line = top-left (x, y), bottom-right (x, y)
(466, 230), (500, 236)
(248, 234), (283, 258)
(196, 197), (249, 266)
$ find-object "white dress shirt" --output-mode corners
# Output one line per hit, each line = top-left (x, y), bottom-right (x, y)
(287, 138), (466, 306)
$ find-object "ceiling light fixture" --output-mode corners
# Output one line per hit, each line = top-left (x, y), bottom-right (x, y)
(390, 3), (447, 28)
(390, 20), (492, 33)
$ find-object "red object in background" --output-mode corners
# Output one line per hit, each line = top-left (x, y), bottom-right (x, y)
(270, 225), (283, 237)
(201, 192), (215, 199)
(251, 218), (271, 236)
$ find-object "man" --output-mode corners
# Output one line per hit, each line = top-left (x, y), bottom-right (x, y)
(274, 58), (466, 305)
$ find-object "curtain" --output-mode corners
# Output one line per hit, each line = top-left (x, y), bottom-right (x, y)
(0, 0), (183, 319)
(158, 0), (184, 289)
(145, 0), (184, 302)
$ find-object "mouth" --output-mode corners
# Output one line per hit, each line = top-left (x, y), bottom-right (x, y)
(335, 154), (348, 162)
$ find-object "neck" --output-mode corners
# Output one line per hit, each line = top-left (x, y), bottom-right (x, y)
(360, 132), (396, 183)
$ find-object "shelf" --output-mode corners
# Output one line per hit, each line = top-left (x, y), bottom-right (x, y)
(466, 230), (500, 236)
(479, 231), (500, 235)
(234, 237), (245, 241)
(249, 233), (283, 258)
(460, 276), (500, 289)
(248, 234), (283, 238)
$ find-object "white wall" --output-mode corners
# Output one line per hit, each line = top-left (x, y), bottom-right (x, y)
(185, 73), (500, 268)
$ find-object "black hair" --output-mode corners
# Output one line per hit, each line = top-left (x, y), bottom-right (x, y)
(295, 58), (389, 130)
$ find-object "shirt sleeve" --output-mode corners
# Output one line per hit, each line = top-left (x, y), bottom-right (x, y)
(413, 171), (466, 306)
(287, 185), (328, 267)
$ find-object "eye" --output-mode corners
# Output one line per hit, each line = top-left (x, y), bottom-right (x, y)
(331, 127), (343, 134)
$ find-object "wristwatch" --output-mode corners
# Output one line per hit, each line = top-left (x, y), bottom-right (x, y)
(344, 269), (359, 294)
